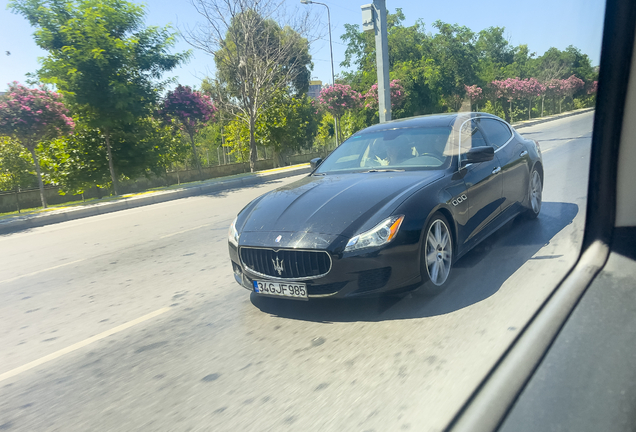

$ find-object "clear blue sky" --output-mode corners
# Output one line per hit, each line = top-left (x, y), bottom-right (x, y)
(0, 0), (606, 90)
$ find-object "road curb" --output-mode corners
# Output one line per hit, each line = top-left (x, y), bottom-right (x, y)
(512, 107), (594, 130)
(0, 164), (311, 235)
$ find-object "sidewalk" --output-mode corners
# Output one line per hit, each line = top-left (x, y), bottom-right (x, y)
(0, 163), (311, 235)
(512, 107), (594, 129)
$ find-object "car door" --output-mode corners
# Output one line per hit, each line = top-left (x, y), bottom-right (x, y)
(478, 118), (529, 212)
(460, 119), (504, 244)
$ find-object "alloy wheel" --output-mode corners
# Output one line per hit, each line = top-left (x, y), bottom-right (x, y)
(425, 218), (452, 286)
(530, 169), (542, 215)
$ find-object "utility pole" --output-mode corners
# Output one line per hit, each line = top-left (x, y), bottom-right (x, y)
(361, 0), (391, 122)
(300, 0), (339, 145)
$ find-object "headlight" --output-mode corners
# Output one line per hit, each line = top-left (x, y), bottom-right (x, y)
(345, 215), (404, 252)
(228, 216), (239, 246)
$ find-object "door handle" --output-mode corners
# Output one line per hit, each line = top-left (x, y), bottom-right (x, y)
(520, 150), (528, 157)
(492, 167), (501, 175)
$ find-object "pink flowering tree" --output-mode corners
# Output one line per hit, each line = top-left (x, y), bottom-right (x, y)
(489, 78), (547, 121)
(159, 85), (217, 176)
(544, 76), (585, 113)
(319, 84), (363, 116)
(464, 85), (483, 111)
(544, 79), (565, 113)
(518, 78), (546, 120)
(364, 79), (407, 111)
(0, 82), (74, 208)
(539, 80), (555, 117)
(563, 75), (585, 110)
(588, 80), (598, 95)
(319, 84), (363, 144)
(491, 78), (525, 122)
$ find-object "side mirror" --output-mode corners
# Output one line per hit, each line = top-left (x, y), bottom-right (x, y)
(461, 146), (494, 167)
(310, 157), (323, 170)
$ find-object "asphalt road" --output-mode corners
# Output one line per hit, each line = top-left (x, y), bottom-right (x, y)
(0, 111), (594, 432)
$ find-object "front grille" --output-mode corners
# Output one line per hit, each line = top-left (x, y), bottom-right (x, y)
(240, 248), (331, 279)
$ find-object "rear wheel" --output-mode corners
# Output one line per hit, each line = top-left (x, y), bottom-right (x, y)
(421, 213), (453, 294)
(525, 168), (542, 219)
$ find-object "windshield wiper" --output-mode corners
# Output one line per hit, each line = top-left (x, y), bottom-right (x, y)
(364, 169), (405, 173)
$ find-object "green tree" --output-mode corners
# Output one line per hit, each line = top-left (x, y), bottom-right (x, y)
(564, 45), (596, 84)
(0, 137), (36, 213)
(41, 124), (111, 196)
(502, 44), (535, 80)
(114, 117), (188, 181)
(186, 0), (313, 172)
(42, 117), (187, 195)
(339, 110), (368, 142)
(194, 123), (224, 167)
(475, 27), (514, 84)
(341, 9), (421, 82)
(220, 91), (318, 167)
(200, 77), (233, 165)
(430, 21), (478, 107)
(258, 92), (319, 167)
(314, 112), (336, 156)
(10, 0), (190, 195)
(222, 118), (251, 163)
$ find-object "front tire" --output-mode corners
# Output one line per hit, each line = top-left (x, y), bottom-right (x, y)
(420, 213), (453, 294)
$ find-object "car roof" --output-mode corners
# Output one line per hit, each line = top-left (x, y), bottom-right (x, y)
(356, 112), (505, 134)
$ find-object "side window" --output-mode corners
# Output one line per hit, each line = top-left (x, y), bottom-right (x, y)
(460, 120), (488, 148)
(470, 126), (488, 148)
(459, 121), (489, 165)
(479, 118), (513, 149)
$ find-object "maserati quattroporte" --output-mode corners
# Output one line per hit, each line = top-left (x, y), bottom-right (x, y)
(228, 113), (543, 300)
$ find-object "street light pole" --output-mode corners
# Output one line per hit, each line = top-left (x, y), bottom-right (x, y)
(373, 0), (391, 122)
(361, 0), (391, 122)
(301, 0), (339, 146)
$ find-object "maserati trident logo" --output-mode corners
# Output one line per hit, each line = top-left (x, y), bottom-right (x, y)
(272, 256), (284, 276)
(275, 235), (282, 243)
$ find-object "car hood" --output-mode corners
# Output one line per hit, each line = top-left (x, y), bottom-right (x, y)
(238, 171), (444, 244)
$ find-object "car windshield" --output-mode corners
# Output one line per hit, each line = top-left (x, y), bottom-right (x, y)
(315, 126), (454, 173)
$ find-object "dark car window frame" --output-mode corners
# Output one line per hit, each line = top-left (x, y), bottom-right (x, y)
(477, 118), (514, 150)
(458, 119), (491, 169)
(469, 120), (489, 149)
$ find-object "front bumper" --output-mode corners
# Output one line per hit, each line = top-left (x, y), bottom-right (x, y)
(228, 238), (421, 299)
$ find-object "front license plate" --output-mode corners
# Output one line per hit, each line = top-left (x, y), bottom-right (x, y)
(253, 280), (308, 300)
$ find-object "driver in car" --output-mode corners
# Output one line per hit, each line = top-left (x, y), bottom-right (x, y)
(385, 143), (414, 165)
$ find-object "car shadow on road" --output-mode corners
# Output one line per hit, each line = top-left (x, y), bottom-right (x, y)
(250, 201), (579, 323)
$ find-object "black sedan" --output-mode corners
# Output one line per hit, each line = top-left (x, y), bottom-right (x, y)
(228, 112), (543, 300)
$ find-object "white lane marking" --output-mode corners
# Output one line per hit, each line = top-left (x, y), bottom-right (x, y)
(159, 223), (210, 239)
(0, 307), (171, 383)
(541, 134), (593, 154)
(0, 258), (86, 285)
